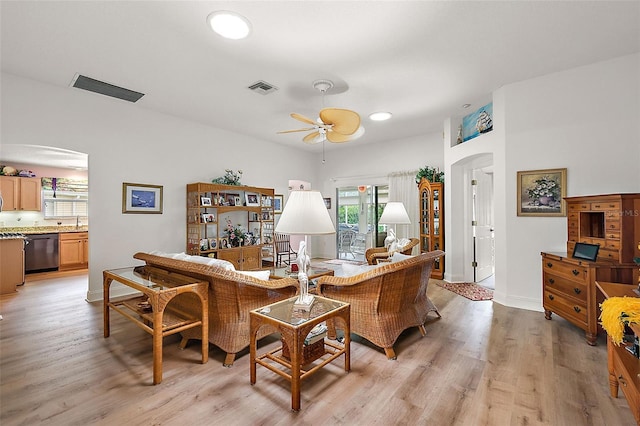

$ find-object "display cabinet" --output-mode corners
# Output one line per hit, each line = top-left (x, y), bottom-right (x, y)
(186, 183), (275, 270)
(418, 178), (444, 279)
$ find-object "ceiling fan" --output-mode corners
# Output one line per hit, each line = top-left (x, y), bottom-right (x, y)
(278, 80), (364, 144)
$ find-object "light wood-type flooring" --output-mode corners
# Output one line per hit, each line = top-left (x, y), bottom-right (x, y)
(0, 272), (636, 425)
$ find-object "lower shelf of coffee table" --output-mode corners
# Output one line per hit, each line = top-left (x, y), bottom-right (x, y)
(110, 296), (201, 332)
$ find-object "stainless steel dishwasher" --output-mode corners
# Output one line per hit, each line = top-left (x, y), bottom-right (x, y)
(25, 233), (59, 273)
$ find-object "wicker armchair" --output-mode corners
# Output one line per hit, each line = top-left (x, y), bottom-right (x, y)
(133, 252), (298, 366)
(317, 250), (444, 360)
(365, 237), (420, 265)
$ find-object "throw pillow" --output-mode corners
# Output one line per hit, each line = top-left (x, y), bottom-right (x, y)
(236, 270), (271, 281)
(172, 252), (236, 270)
(390, 252), (413, 263)
(339, 263), (380, 277)
(396, 238), (411, 251)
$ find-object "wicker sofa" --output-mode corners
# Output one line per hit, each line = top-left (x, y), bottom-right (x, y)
(317, 250), (444, 360)
(364, 237), (420, 265)
(133, 252), (298, 367)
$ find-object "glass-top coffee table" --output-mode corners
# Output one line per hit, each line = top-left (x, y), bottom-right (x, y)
(249, 295), (350, 411)
(269, 266), (334, 280)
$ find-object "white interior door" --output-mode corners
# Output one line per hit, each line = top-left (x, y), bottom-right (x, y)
(472, 169), (494, 282)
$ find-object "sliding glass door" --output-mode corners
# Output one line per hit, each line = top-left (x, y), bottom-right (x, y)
(336, 185), (388, 260)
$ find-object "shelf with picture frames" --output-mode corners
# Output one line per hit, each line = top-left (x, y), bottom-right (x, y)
(186, 182), (275, 270)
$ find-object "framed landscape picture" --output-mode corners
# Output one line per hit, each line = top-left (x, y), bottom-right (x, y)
(122, 182), (163, 214)
(517, 168), (567, 217)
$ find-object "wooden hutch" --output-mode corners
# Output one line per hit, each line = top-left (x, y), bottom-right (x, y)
(541, 193), (640, 345)
(418, 178), (444, 279)
(186, 183), (275, 270)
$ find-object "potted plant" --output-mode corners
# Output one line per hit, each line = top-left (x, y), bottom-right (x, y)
(416, 166), (444, 184)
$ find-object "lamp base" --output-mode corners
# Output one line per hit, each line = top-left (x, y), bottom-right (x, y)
(293, 294), (315, 310)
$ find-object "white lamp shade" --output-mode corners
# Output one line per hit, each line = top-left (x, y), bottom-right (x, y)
(379, 202), (411, 225)
(275, 191), (336, 235)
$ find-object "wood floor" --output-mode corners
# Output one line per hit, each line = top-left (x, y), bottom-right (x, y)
(0, 273), (636, 426)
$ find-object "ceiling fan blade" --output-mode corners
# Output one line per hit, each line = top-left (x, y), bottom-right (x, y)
(327, 125), (365, 143)
(303, 131), (322, 143)
(326, 131), (353, 143)
(319, 108), (361, 135)
(291, 112), (320, 126)
(277, 127), (316, 134)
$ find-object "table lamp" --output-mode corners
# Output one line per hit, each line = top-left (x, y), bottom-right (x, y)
(275, 190), (336, 307)
(379, 202), (411, 249)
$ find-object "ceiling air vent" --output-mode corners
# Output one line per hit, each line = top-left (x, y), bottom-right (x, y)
(247, 80), (278, 95)
(70, 74), (145, 103)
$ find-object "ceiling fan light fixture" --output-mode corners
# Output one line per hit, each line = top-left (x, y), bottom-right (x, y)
(207, 11), (251, 40)
(369, 111), (392, 121)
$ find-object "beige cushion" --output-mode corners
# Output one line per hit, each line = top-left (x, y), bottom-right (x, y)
(390, 252), (413, 263)
(150, 251), (236, 271)
(339, 263), (381, 277)
(236, 270), (271, 281)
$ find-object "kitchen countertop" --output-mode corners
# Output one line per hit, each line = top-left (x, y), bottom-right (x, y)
(2, 226), (89, 234)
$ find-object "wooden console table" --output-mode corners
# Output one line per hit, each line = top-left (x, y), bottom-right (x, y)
(103, 265), (208, 384)
(596, 281), (640, 424)
(250, 295), (350, 411)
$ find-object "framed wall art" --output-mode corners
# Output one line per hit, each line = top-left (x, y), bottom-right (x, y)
(323, 197), (331, 209)
(273, 194), (283, 214)
(517, 168), (567, 217)
(122, 182), (163, 214)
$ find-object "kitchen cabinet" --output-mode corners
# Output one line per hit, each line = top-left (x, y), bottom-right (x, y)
(59, 232), (88, 270)
(0, 238), (25, 293)
(0, 176), (42, 211)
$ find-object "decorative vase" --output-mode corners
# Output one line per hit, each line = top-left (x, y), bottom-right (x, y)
(538, 196), (551, 205)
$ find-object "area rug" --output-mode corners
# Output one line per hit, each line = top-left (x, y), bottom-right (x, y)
(322, 259), (367, 266)
(435, 281), (494, 301)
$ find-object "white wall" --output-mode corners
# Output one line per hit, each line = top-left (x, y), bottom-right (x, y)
(1, 73), (318, 301)
(445, 53), (640, 311)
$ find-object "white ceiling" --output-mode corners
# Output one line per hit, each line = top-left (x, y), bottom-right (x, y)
(1, 1), (639, 168)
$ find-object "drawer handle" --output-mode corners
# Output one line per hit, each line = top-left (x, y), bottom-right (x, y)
(573, 306), (581, 313)
(548, 294), (554, 301)
(573, 288), (581, 295)
(548, 278), (555, 284)
(546, 262), (553, 268)
(618, 375), (627, 387)
(572, 270), (579, 276)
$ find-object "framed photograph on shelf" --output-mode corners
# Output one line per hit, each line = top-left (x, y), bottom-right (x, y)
(273, 194), (283, 214)
(245, 193), (260, 207)
(122, 182), (163, 214)
(323, 197), (331, 209)
(517, 168), (567, 217)
(225, 194), (237, 206)
(208, 238), (217, 250)
(201, 213), (215, 223)
(234, 196), (242, 207)
(219, 238), (229, 249)
(201, 196), (212, 206)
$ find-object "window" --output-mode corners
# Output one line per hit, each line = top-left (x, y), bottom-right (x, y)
(41, 177), (88, 219)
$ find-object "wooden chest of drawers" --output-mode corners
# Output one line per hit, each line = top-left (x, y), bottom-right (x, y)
(542, 252), (636, 345)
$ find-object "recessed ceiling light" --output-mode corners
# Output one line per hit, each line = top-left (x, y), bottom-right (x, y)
(207, 11), (251, 40)
(369, 112), (392, 121)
